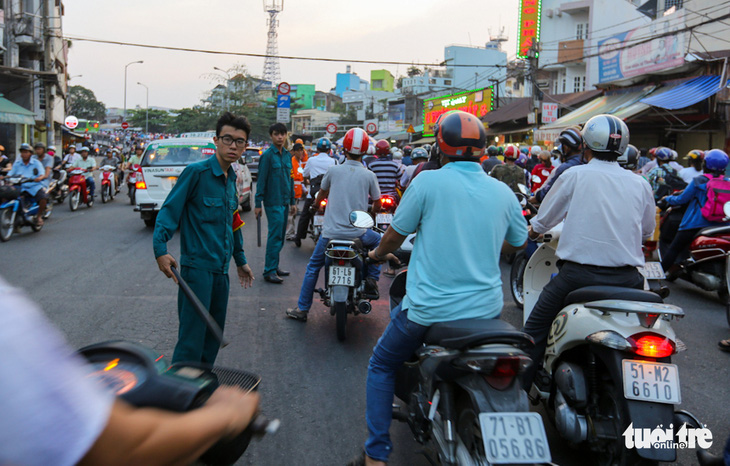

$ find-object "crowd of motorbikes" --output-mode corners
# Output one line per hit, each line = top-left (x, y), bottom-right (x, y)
(0, 158), (142, 241)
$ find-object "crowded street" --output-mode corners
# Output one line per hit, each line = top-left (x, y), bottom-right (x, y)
(2, 179), (729, 465)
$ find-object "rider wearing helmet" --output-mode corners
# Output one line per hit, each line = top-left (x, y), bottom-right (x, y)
(399, 147), (429, 189)
(401, 145), (413, 166)
(647, 147), (685, 200)
(490, 145), (529, 192)
(680, 149), (704, 183)
(530, 150), (555, 192)
(357, 111), (527, 465)
(2, 143), (48, 224)
(617, 144), (639, 171)
(526, 144), (542, 172)
(524, 114), (655, 388)
(369, 140), (404, 196)
(533, 126), (585, 203)
(481, 144), (503, 174)
(660, 149), (730, 279)
(287, 127), (383, 321)
(641, 147), (660, 175)
(293, 137), (337, 247)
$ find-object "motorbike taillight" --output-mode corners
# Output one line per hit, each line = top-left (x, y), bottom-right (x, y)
(135, 169), (147, 190)
(627, 332), (675, 358)
(483, 356), (532, 390)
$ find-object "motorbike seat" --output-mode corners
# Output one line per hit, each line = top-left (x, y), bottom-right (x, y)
(694, 225), (730, 238)
(564, 286), (663, 306)
(424, 318), (534, 350)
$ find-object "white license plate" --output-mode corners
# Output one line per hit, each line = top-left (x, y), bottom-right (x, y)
(376, 213), (393, 225)
(329, 266), (355, 286)
(622, 360), (681, 404)
(479, 412), (551, 464)
(639, 262), (665, 280)
(313, 215), (325, 226)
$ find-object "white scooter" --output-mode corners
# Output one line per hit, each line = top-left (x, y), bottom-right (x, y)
(523, 224), (700, 465)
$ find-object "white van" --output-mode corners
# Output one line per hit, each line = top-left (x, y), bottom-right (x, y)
(135, 137), (252, 227)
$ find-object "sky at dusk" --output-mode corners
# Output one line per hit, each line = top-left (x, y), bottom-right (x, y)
(63, 0), (518, 111)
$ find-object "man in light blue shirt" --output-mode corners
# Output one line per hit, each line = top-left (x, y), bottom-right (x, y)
(2, 143), (47, 223)
(356, 111), (527, 465)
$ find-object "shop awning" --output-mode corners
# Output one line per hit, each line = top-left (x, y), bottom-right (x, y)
(411, 136), (435, 145)
(0, 96), (35, 125)
(539, 85), (656, 130)
(640, 75), (728, 110)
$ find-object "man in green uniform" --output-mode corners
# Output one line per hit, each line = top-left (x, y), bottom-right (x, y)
(255, 122), (296, 284)
(153, 112), (255, 364)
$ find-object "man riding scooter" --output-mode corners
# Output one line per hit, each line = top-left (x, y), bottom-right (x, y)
(2, 143), (48, 225)
(74, 147), (97, 200)
(523, 114), (656, 388)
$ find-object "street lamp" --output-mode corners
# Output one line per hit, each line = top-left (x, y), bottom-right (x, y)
(123, 60), (144, 124)
(137, 82), (149, 134)
(69, 74), (82, 80)
(213, 66), (232, 111)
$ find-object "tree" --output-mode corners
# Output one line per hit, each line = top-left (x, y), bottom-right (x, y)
(67, 85), (106, 121)
(170, 106), (218, 133)
(127, 108), (172, 133)
(407, 66), (423, 77)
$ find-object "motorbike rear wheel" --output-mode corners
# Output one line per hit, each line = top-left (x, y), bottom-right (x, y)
(101, 185), (109, 203)
(69, 191), (80, 211)
(31, 217), (43, 232)
(510, 251), (527, 309)
(334, 301), (347, 341)
(43, 201), (53, 219)
(0, 208), (14, 242)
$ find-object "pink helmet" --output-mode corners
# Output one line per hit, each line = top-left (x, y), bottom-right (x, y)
(343, 128), (370, 156)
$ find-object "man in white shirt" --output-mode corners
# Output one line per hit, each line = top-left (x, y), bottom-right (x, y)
(74, 146), (97, 198)
(293, 137), (336, 247)
(523, 115), (655, 388)
(680, 149), (704, 183)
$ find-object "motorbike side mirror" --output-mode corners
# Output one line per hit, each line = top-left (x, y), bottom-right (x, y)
(350, 210), (374, 229)
(724, 202), (730, 220)
(517, 183), (528, 195)
(297, 167), (304, 174)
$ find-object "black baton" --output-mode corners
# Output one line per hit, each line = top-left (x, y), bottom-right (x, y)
(171, 266), (229, 348)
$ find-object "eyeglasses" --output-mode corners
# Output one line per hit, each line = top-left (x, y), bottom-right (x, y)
(219, 135), (248, 148)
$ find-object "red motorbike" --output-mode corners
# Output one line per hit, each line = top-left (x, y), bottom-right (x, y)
(68, 167), (94, 211)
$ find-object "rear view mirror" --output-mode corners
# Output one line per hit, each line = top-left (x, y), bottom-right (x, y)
(517, 183), (529, 195)
(350, 210), (374, 229)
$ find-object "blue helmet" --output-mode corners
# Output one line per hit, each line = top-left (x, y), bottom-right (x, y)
(704, 149), (729, 172)
(655, 147), (672, 161)
(317, 137), (332, 153)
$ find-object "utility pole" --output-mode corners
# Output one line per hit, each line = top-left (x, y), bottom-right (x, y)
(528, 42), (541, 133)
(43, 0), (54, 147)
(489, 78), (500, 109)
(137, 82), (149, 133)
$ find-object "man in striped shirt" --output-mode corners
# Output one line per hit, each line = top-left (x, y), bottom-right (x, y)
(369, 140), (404, 196)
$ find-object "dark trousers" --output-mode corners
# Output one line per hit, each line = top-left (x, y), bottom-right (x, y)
(522, 261), (644, 385)
(660, 227), (701, 270)
(172, 266), (230, 365)
(295, 196), (315, 240)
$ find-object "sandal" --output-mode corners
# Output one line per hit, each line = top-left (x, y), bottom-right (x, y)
(36, 217), (44, 227)
(718, 339), (730, 352)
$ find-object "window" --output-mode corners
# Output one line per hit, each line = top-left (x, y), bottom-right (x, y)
(562, 79), (566, 93)
(582, 76), (586, 91)
(444, 80), (452, 85)
(372, 79), (383, 89)
(573, 77), (582, 92)
(665, 0), (683, 11)
(576, 23), (583, 40)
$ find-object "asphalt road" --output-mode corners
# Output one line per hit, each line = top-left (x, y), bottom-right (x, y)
(1, 184), (729, 466)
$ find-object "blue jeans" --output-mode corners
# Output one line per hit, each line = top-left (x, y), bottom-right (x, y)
(85, 176), (95, 198)
(296, 229), (382, 311)
(365, 304), (429, 462)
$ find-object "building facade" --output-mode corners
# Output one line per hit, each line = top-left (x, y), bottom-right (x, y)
(370, 70), (394, 92)
(335, 66), (369, 97)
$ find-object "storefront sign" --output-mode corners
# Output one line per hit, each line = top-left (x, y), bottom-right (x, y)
(517, 0), (542, 58)
(423, 87), (493, 136)
(598, 11), (686, 83)
(541, 103), (558, 123)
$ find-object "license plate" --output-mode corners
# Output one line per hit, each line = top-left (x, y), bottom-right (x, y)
(313, 215), (325, 226)
(329, 266), (355, 286)
(168, 177), (177, 188)
(479, 412), (551, 464)
(622, 360), (681, 404)
(639, 262), (665, 279)
(376, 213), (393, 225)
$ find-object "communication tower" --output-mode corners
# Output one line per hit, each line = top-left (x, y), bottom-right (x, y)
(262, 0), (284, 87)
(486, 27), (509, 51)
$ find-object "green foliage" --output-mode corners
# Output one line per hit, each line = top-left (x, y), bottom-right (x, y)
(407, 66), (422, 77)
(170, 107), (218, 133)
(67, 85), (106, 121)
(127, 108), (173, 133)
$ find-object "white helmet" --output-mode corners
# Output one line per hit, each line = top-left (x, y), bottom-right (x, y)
(530, 145), (542, 156)
(393, 150), (403, 160)
(670, 149), (678, 161)
(366, 144), (376, 155)
(581, 114), (629, 156)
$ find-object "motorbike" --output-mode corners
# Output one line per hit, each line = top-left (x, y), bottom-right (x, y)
(522, 224), (701, 465)
(77, 267), (278, 465)
(68, 167), (94, 211)
(311, 211), (379, 341)
(510, 184), (539, 309)
(48, 167), (68, 207)
(127, 164), (141, 206)
(308, 190), (327, 245)
(376, 194), (397, 230)
(100, 165), (117, 203)
(387, 261), (552, 465)
(0, 177), (44, 242)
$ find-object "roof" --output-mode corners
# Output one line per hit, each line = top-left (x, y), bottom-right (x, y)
(640, 75), (729, 110)
(482, 90), (602, 125)
(0, 95), (35, 125)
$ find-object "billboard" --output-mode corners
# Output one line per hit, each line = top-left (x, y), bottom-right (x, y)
(423, 88), (493, 136)
(598, 11), (686, 83)
(517, 0), (542, 58)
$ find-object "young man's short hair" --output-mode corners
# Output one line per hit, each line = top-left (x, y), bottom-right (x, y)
(216, 112), (251, 138)
(269, 122), (287, 135)
(291, 143), (304, 152)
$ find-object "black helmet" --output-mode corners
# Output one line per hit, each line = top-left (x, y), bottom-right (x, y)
(434, 111), (486, 159)
(558, 127), (583, 152)
(487, 145), (498, 156)
(618, 144), (639, 170)
(411, 147), (428, 161)
(33, 141), (46, 149)
(403, 145), (412, 156)
(498, 146), (504, 155)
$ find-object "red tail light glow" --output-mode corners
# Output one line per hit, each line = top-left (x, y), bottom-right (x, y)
(484, 357), (523, 390)
(628, 333), (675, 358)
(136, 170), (147, 190)
(320, 199), (327, 207)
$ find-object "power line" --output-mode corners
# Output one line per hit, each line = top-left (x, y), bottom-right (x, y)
(63, 35), (507, 69)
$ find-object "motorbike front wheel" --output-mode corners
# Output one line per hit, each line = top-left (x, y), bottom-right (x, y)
(510, 251), (527, 309)
(334, 301), (347, 341)
(101, 185), (109, 203)
(69, 191), (80, 211)
(0, 208), (15, 242)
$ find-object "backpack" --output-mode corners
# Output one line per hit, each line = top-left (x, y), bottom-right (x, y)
(700, 174), (730, 222)
(491, 164), (525, 193)
(654, 166), (687, 199)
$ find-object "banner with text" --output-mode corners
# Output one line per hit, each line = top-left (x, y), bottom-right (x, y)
(423, 87), (493, 136)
